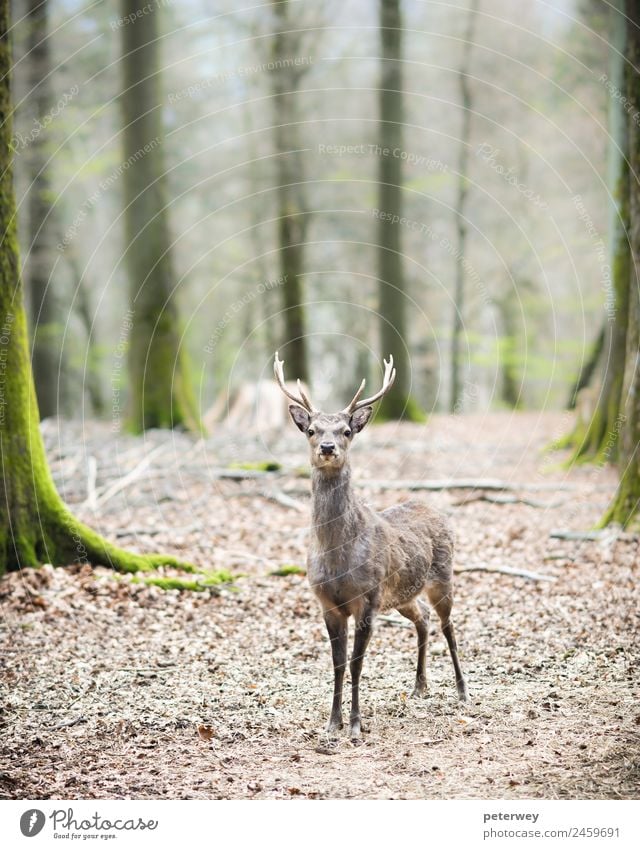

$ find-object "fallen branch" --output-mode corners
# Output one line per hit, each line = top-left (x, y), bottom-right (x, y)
(550, 530), (605, 541)
(213, 468), (277, 481)
(52, 715), (87, 730)
(550, 528), (639, 542)
(453, 493), (564, 509)
(260, 489), (305, 512)
(455, 564), (556, 582)
(378, 614), (411, 628)
(357, 478), (579, 493)
(89, 443), (167, 507)
(230, 487), (306, 512)
(113, 523), (202, 538)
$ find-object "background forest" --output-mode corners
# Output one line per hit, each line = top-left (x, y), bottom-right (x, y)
(11, 0), (613, 420)
(1, 0), (639, 804)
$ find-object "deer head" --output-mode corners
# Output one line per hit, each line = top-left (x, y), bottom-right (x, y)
(273, 352), (396, 473)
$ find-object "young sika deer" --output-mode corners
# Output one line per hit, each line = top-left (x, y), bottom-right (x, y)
(274, 353), (468, 741)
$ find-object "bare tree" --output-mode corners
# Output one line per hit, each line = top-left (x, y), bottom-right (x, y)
(603, 0), (640, 527)
(270, 0), (310, 382)
(568, 0), (630, 461)
(25, 0), (68, 417)
(377, 0), (422, 420)
(450, 0), (479, 412)
(120, 0), (199, 432)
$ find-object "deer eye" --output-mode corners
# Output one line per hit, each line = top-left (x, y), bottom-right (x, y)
(307, 428), (315, 437)
(344, 429), (352, 437)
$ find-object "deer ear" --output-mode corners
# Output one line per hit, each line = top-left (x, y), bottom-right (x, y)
(350, 406), (373, 433)
(289, 404), (310, 432)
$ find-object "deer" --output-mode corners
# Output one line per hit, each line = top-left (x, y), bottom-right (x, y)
(274, 352), (468, 742)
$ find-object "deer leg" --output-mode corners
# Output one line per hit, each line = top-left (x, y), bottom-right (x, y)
(426, 581), (469, 703)
(396, 598), (430, 697)
(323, 609), (348, 733)
(349, 610), (375, 742)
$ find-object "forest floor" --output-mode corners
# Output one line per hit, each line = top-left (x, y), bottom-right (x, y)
(1, 411), (639, 800)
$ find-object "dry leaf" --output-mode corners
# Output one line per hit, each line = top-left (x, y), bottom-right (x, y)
(197, 725), (215, 741)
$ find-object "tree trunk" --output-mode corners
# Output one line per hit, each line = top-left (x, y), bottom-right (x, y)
(25, 0), (67, 418)
(565, 0), (630, 461)
(450, 0), (478, 413)
(602, 0), (640, 528)
(120, 0), (199, 433)
(496, 283), (522, 409)
(566, 322), (605, 409)
(0, 0), (192, 574)
(65, 248), (105, 416)
(271, 0), (309, 382)
(377, 0), (422, 420)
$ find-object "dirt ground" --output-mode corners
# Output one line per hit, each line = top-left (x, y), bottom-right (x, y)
(1, 412), (638, 800)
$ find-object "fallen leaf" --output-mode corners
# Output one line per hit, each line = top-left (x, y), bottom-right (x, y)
(197, 725), (215, 741)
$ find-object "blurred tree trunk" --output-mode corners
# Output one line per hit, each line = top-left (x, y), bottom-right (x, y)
(271, 0), (309, 382)
(64, 248), (105, 416)
(377, 0), (422, 420)
(120, 0), (199, 432)
(566, 322), (605, 409)
(0, 0), (190, 574)
(495, 285), (522, 409)
(602, 0), (640, 528)
(242, 97), (277, 358)
(450, 0), (478, 413)
(568, 0), (630, 462)
(25, 0), (67, 418)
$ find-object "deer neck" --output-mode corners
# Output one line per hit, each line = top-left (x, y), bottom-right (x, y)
(311, 463), (362, 552)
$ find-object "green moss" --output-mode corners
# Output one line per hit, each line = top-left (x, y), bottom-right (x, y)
(599, 458), (640, 530)
(375, 394), (426, 423)
(269, 563), (306, 576)
(230, 460), (282, 472)
(130, 570), (235, 592)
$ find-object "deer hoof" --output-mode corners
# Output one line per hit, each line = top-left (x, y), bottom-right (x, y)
(411, 678), (429, 698)
(457, 681), (469, 702)
(349, 718), (363, 743)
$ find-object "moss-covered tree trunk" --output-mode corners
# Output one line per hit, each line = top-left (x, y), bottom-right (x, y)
(377, 0), (422, 420)
(271, 0), (309, 382)
(0, 0), (190, 575)
(566, 321), (605, 409)
(120, 0), (199, 433)
(25, 0), (67, 418)
(602, 0), (640, 528)
(564, 0), (630, 462)
(450, 0), (478, 413)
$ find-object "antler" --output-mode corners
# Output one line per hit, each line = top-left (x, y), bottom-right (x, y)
(342, 355), (396, 414)
(273, 351), (316, 413)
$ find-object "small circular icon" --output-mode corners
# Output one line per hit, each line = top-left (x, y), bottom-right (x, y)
(20, 810), (45, 837)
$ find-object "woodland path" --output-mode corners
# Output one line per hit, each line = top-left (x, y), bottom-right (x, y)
(1, 412), (638, 799)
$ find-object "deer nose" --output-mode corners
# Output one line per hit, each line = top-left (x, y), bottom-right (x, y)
(320, 442), (336, 455)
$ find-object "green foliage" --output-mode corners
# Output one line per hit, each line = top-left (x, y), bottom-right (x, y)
(377, 394), (426, 423)
(269, 563), (306, 576)
(229, 460), (282, 472)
